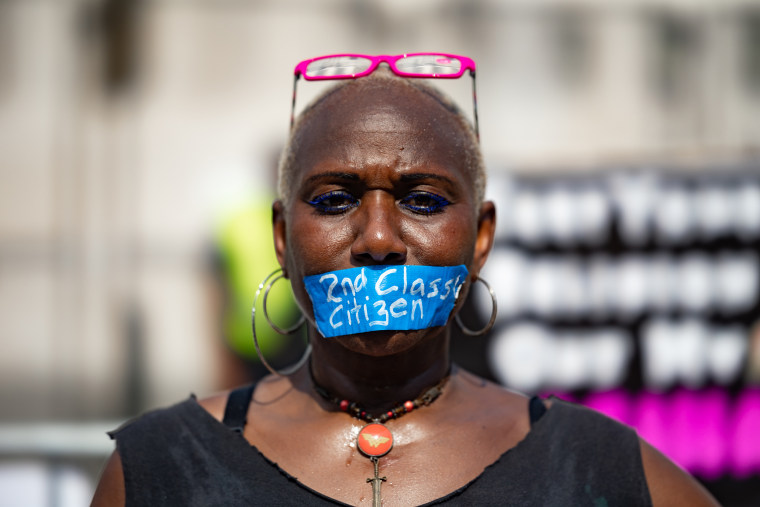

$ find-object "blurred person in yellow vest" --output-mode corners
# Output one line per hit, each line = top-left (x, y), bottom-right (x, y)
(210, 152), (303, 388)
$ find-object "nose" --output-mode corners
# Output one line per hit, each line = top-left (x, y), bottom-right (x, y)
(350, 192), (407, 265)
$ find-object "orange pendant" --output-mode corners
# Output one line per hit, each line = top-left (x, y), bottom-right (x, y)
(357, 423), (393, 458)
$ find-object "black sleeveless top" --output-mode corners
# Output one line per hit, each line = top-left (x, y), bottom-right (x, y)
(110, 386), (652, 506)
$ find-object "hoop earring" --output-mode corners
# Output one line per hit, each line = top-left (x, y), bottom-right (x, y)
(263, 271), (306, 334)
(252, 268), (310, 377)
(454, 276), (497, 337)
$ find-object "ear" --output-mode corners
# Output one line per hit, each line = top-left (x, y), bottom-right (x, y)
(272, 200), (289, 277)
(471, 200), (496, 278)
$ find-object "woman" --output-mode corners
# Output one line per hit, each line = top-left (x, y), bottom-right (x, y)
(93, 55), (718, 506)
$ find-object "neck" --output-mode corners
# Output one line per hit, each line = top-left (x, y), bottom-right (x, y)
(307, 326), (451, 413)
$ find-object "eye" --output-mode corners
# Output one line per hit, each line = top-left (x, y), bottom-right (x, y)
(399, 191), (451, 214)
(308, 190), (359, 214)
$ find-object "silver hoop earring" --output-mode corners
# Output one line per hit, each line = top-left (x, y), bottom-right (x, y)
(455, 276), (497, 337)
(252, 268), (310, 377)
(263, 271), (306, 334)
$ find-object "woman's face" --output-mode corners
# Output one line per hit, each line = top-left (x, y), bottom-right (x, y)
(273, 81), (494, 353)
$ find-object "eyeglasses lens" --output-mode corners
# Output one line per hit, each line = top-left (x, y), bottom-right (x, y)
(305, 57), (372, 78)
(395, 55), (462, 75)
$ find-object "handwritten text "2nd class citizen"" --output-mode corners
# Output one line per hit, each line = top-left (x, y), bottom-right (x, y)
(317, 267), (464, 331)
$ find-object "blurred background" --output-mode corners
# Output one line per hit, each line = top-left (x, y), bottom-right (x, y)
(1, 0), (759, 505)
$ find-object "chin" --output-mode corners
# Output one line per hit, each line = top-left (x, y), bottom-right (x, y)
(332, 328), (438, 357)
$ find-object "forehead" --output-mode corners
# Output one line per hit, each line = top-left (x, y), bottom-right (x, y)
(291, 81), (474, 186)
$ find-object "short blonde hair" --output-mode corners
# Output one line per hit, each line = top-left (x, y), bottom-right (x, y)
(278, 70), (485, 209)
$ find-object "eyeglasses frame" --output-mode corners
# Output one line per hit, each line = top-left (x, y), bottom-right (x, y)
(290, 53), (479, 140)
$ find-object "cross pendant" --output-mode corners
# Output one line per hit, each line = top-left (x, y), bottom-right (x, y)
(366, 457), (387, 507)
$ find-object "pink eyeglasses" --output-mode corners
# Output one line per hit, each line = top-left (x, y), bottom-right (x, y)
(290, 53), (479, 140)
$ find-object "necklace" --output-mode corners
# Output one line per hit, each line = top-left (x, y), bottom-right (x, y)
(310, 367), (449, 507)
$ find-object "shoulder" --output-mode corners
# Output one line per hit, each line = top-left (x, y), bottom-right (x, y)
(639, 438), (720, 507)
(92, 390), (235, 506)
(443, 369), (533, 456)
(114, 387), (245, 436)
(528, 398), (644, 458)
(196, 390), (230, 422)
(449, 368), (532, 428)
(109, 395), (212, 440)
(91, 451), (125, 507)
(543, 398), (719, 506)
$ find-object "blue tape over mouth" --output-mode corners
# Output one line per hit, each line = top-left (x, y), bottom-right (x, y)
(303, 265), (468, 338)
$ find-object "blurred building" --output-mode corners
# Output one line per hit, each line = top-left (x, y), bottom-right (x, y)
(1, 0), (759, 504)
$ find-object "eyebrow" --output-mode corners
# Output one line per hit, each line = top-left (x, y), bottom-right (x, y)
(399, 173), (456, 186)
(304, 172), (360, 185)
(304, 171), (456, 186)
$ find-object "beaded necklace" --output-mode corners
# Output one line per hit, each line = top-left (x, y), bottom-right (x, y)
(310, 367), (449, 507)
